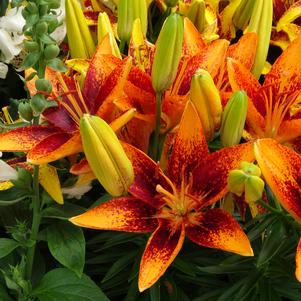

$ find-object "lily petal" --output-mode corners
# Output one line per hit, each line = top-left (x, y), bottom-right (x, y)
(186, 208), (253, 256)
(277, 118), (301, 143)
(192, 142), (255, 207)
(264, 36), (301, 94)
(254, 138), (301, 223)
(70, 197), (158, 232)
(168, 101), (208, 187)
(27, 133), (82, 164)
(0, 126), (60, 152)
(122, 142), (168, 208)
(296, 237), (301, 282)
(138, 221), (185, 292)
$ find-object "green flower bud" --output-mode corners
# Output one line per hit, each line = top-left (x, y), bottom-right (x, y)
(24, 41), (39, 52)
(27, 2), (38, 14)
(220, 90), (248, 147)
(117, 0), (148, 42)
(189, 69), (222, 141)
(80, 114), (134, 196)
(151, 13), (184, 93)
(187, 0), (205, 33)
(240, 161), (261, 177)
(35, 78), (52, 93)
(48, 0), (61, 9)
(44, 44), (60, 60)
(36, 22), (48, 35)
(18, 102), (33, 122)
(245, 175), (265, 204)
(227, 169), (246, 197)
(39, 4), (49, 16)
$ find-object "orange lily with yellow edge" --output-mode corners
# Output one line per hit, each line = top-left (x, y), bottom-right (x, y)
(0, 46), (134, 165)
(227, 36), (301, 150)
(70, 101), (254, 292)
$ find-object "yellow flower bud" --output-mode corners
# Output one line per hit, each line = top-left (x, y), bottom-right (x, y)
(151, 13), (184, 93)
(189, 69), (222, 141)
(187, 0), (205, 33)
(227, 169), (247, 197)
(220, 91), (248, 147)
(244, 175), (265, 204)
(240, 161), (261, 177)
(80, 114), (134, 197)
(117, 0), (148, 42)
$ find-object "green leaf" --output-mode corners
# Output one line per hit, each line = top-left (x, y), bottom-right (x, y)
(47, 58), (67, 72)
(0, 283), (13, 301)
(0, 187), (30, 206)
(31, 268), (110, 301)
(150, 281), (160, 301)
(0, 239), (19, 259)
(46, 222), (85, 277)
(42, 202), (85, 220)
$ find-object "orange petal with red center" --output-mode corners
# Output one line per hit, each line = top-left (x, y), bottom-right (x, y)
(70, 158), (91, 175)
(277, 118), (301, 143)
(178, 39), (229, 95)
(183, 17), (206, 57)
(83, 50), (120, 106)
(186, 208), (253, 256)
(95, 57), (132, 119)
(138, 221), (185, 292)
(168, 101), (208, 187)
(70, 197), (158, 232)
(254, 138), (301, 223)
(192, 142), (255, 207)
(0, 126), (60, 152)
(121, 142), (169, 208)
(264, 36), (301, 94)
(227, 58), (265, 137)
(27, 133), (82, 164)
(227, 32), (258, 70)
(296, 238), (301, 282)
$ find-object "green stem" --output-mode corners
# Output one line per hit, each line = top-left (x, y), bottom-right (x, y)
(25, 165), (41, 280)
(119, 39), (126, 54)
(257, 199), (282, 215)
(152, 92), (162, 161)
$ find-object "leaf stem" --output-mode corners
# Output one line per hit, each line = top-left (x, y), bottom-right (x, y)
(152, 92), (162, 161)
(25, 165), (41, 280)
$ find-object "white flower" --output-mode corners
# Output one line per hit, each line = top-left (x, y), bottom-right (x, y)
(0, 153), (18, 181)
(62, 182), (92, 200)
(0, 62), (8, 79)
(0, 7), (25, 63)
(51, 0), (66, 44)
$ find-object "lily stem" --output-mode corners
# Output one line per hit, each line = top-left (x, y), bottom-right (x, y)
(257, 199), (282, 215)
(153, 92), (162, 161)
(25, 165), (41, 280)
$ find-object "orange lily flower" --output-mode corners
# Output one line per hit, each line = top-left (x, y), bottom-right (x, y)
(0, 47), (134, 165)
(70, 101), (254, 292)
(227, 36), (301, 150)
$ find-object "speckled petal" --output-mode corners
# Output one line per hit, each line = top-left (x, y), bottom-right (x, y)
(138, 221), (185, 292)
(254, 138), (301, 223)
(186, 208), (253, 256)
(70, 197), (158, 232)
(168, 101), (208, 187)
(296, 238), (301, 282)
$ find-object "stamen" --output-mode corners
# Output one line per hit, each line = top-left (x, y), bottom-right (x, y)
(74, 78), (90, 114)
(109, 109), (137, 132)
(156, 184), (178, 208)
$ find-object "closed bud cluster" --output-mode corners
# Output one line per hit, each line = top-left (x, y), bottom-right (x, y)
(220, 90), (248, 147)
(189, 69), (222, 141)
(227, 161), (265, 204)
(80, 114), (134, 197)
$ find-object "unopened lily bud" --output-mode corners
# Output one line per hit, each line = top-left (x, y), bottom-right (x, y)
(233, 0), (256, 30)
(117, 0), (148, 42)
(187, 0), (205, 33)
(245, 175), (265, 204)
(190, 69), (222, 141)
(220, 91), (248, 147)
(151, 13), (184, 93)
(247, 0), (273, 79)
(80, 114), (134, 197)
